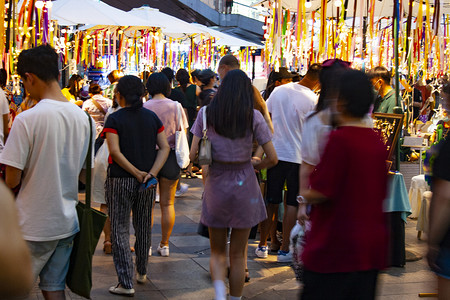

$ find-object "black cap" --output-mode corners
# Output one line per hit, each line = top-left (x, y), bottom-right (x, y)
(273, 67), (295, 82)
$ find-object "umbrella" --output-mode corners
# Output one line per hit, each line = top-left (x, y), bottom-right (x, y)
(50, 0), (147, 26)
(126, 5), (202, 37)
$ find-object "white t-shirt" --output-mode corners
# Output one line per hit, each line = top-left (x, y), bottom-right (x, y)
(0, 99), (93, 241)
(0, 89), (9, 152)
(267, 82), (318, 164)
(301, 110), (333, 166)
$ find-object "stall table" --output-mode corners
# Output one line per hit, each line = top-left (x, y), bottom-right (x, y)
(384, 172), (412, 267)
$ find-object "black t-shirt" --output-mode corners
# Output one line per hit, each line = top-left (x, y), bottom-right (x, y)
(433, 138), (450, 249)
(103, 107), (164, 178)
(168, 88), (186, 107)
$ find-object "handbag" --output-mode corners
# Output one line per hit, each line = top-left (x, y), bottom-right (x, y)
(198, 107), (212, 165)
(66, 112), (107, 299)
(175, 103), (190, 168)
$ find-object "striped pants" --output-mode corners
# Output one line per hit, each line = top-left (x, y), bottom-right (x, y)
(105, 177), (155, 289)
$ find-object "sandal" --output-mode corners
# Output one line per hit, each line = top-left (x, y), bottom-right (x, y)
(183, 171), (198, 179)
(103, 241), (112, 254)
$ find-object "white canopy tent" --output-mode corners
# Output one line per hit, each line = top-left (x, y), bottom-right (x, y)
(189, 23), (263, 47)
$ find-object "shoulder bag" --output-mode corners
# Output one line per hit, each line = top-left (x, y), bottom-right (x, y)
(175, 103), (190, 168)
(66, 112), (107, 298)
(198, 107), (212, 165)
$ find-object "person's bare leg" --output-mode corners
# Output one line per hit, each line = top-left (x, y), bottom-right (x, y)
(438, 276), (450, 300)
(281, 204), (297, 252)
(100, 204), (111, 242)
(258, 203), (278, 247)
(209, 228), (228, 300)
(42, 290), (65, 300)
(159, 177), (178, 246)
(269, 208), (280, 250)
(229, 228), (251, 297)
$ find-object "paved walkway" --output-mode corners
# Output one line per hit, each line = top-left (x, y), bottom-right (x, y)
(27, 177), (438, 299)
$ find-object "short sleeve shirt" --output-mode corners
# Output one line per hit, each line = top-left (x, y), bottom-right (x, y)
(301, 110), (332, 166)
(374, 90), (398, 114)
(103, 107), (163, 178)
(191, 107), (272, 162)
(266, 82), (317, 164)
(433, 138), (450, 249)
(302, 126), (389, 273)
(0, 99), (93, 241)
(143, 98), (188, 149)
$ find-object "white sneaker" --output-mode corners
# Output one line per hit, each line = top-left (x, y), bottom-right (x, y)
(255, 246), (268, 258)
(148, 246), (152, 257)
(157, 244), (170, 257)
(136, 274), (147, 284)
(155, 193), (160, 203)
(109, 284), (135, 296)
(277, 250), (293, 262)
(175, 183), (189, 197)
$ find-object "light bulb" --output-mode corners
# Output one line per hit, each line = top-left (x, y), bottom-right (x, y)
(305, 1), (312, 8)
(334, 0), (341, 7)
(34, 1), (44, 9)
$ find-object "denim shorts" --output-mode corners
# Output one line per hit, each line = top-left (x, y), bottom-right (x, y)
(435, 247), (450, 279)
(27, 234), (76, 291)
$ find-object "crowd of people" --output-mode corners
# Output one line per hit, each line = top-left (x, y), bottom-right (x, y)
(0, 44), (449, 300)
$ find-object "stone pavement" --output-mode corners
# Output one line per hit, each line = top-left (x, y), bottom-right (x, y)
(27, 177), (438, 299)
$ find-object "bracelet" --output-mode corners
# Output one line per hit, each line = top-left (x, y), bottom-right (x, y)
(296, 195), (307, 205)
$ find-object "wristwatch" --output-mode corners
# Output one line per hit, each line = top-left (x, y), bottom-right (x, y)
(296, 195), (308, 205)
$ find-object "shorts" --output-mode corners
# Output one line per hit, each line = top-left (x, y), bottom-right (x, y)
(266, 160), (300, 207)
(158, 149), (181, 180)
(435, 247), (450, 279)
(27, 234), (76, 291)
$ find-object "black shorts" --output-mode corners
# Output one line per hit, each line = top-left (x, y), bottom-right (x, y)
(158, 150), (181, 181)
(266, 160), (299, 207)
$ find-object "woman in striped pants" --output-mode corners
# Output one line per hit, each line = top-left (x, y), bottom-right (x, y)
(103, 75), (170, 296)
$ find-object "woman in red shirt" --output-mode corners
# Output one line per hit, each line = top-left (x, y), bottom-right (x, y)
(297, 69), (389, 299)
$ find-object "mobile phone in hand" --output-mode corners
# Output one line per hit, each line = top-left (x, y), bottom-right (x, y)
(140, 176), (158, 191)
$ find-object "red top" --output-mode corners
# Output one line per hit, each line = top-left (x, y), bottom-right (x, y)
(302, 126), (389, 273)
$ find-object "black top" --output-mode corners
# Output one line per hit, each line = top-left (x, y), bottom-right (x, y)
(168, 88), (186, 107)
(103, 107), (164, 178)
(433, 137), (450, 249)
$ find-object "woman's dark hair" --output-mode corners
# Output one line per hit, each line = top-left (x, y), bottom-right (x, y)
(263, 70), (278, 100)
(207, 69), (254, 139)
(190, 69), (200, 82)
(66, 74), (83, 97)
(176, 69), (190, 93)
(198, 69), (216, 88)
(338, 69), (375, 118)
(146, 72), (171, 97)
(311, 60), (348, 118)
(107, 70), (121, 83)
(89, 83), (102, 95)
(161, 67), (175, 83)
(116, 75), (144, 109)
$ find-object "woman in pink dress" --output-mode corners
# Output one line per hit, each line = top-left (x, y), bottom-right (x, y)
(190, 69), (278, 300)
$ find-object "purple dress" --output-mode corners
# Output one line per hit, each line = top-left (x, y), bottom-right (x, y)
(191, 107), (272, 228)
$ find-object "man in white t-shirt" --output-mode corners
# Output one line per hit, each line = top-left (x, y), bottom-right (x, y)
(0, 45), (92, 299)
(256, 64), (321, 262)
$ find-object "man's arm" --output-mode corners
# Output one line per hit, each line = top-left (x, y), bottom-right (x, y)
(428, 178), (450, 271)
(0, 181), (33, 297)
(2, 113), (8, 142)
(5, 165), (22, 189)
